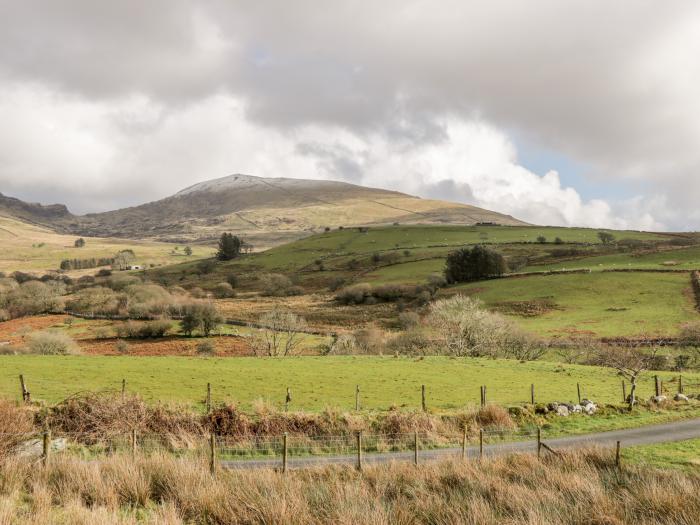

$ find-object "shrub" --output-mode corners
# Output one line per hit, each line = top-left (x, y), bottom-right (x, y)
(216, 232), (242, 261)
(180, 302), (223, 337)
(226, 274), (238, 288)
(386, 329), (432, 355)
(597, 231), (616, 244)
(428, 295), (539, 358)
(327, 276), (347, 292)
(353, 328), (385, 354)
(26, 330), (80, 355)
(107, 274), (141, 291)
(125, 283), (173, 317)
(213, 282), (236, 298)
(196, 260), (216, 275)
(335, 283), (372, 305)
(66, 286), (123, 316)
(444, 245), (507, 283)
(680, 322), (700, 346)
(196, 340), (216, 356)
(115, 320), (171, 339)
(554, 237), (564, 244)
(115, 340), (130, 354)
(260, 273), (298, 296)
(536, 235), (547, 243)
(398, 311), (421, 329)
(1, 280), (63, 318)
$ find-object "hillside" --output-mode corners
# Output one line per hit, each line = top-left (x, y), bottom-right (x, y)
(0, 192), (73, 225)
(1, 175), (526, 248)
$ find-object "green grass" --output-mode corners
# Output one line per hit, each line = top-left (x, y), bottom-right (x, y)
(623, 438), (700, 470)
(527, 245), (700, 272)
(452, 272), (697, 338)
(0, 355), (694, 410)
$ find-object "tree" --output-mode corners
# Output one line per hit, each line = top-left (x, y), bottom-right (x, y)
(113, 250), (136, 270)
(536, 235), (547, 244)
(250, 309), (308, 357)
(554, 237), (564, 245)
(74, 238), (85, 248)
(594, 342), (661, 409)
(597, 231), (616, 244)
(180, 302), (223, 336)
(216, 233), (242, 261)
(184, 246), (192, 256)
(444, 245), (507, 284)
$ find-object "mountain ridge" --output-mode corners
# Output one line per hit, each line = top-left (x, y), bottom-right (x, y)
(1, 174), (527, 248)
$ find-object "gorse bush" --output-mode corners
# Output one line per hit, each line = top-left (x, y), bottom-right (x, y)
(26, 330), (80, 355)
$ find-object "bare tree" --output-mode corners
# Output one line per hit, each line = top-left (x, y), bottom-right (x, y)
(251, 309), (308, 357)
(594, 342), (661, 409)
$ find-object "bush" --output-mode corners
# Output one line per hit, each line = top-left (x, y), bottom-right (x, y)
(226, 274), (239, 288)
(180, 302), (223, 336)
(196, 260), (216, 275)
(1, 280), (63, 318)
(115, 340), (130, 354)
(398, 311), (421, 329)
(444, 245), (507, 283)
(66, 286), (123, 316)
(353, 328), (385, 354)
(428, 295), (540, 359)
(680, 322), (700, 346)
(386, 329), (432, 355)
(115, 320), (171, 339)
(327, 276), (347, 292)
(260, 273), (300, 296)
(107, 274), (141, 291)
(250, 309), (308, 357)
(26, 330), (80, 355)
(336, 283), (372, 305)
(196, 340), (216, 356)
(213, 282), (236, 298)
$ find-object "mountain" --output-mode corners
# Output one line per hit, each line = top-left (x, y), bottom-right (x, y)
(0, 192), (74, 225)
(2, 175), (527, 248)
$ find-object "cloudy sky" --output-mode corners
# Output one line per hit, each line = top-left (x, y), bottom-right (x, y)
(1, 1), (699, 230)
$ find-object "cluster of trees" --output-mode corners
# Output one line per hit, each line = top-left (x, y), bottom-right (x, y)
(0, 279), (64, 320)
(217, 233), (242, 261)
(60, 257), (114, 271)
(444, 245), (506, 283)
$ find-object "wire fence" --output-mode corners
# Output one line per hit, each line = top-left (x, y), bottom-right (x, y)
(1, 426), (553, 471)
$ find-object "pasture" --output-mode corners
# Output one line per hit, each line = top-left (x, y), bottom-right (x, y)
(453, 271), (697, 338)
(0, 355), (694, 409)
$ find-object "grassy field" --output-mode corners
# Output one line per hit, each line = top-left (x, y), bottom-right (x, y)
(452, 271), (697, 338)
(0, 216), (213, 274)
(623, 438), (700, 470)
(0, 355), (693, 409)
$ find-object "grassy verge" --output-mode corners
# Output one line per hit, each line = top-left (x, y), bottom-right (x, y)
(623, 438), (700, 470)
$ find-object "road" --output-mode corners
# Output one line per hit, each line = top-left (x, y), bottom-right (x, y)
(221, 418), (700, 470)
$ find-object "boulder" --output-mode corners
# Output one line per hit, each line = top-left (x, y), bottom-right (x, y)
(571, 404), (582, 414)
(583, 403), (597, 415)
(556, 405), (570, 417)
(650, 395), (667, 404)
(15, 437), (68, 459)
(674, 393), (689, 402)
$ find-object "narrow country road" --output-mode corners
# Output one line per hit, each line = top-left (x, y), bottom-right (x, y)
(222, 418), (700, 470)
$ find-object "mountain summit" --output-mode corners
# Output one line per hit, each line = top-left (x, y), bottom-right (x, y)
(3, 175), (526, 247)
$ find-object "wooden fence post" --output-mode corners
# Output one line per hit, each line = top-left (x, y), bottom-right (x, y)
(206, 383), (212, 414)
(622, 380), (627, 403)
(483, 385), (487, 406)
(356, 431), (363, 472)
(531, 384), (535, 405)
(121, 379), (126, 400)
(537, 427), (542, 459)
(479, 429), (484, 459)
(19, 374), (30, 404)
(355, 385), (360, 411)
(131, 429), (136, 457)
(462, 427), (467, 460)
(283, 432), (288, 473)
(679, 375), (684, 394)
(42, 429), (50, 467)
(209, 433), (216, 475)
(655, 375), (661, 397)
(615, 440), (621, 468)
(285, 387), (292, 412)
(577, 383), (581, 404)
(421, 385), (426, 412)
(414, 431), (419, 466)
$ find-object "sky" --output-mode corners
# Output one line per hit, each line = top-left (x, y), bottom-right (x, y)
(0, 1), (699, 231)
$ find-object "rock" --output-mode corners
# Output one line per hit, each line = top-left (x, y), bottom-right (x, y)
(534, 403), (549, 415)
(650, 395), (667, 404)
(674, 393), (689, 402)
(583, 403), (597, 415)
(15, 437), (68, 459)
(547, 402), (559, 412)
(556, 405), (570, 417)
(571, 404), (582, 414)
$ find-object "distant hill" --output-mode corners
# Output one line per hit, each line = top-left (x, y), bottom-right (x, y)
(1, 174), (527, 248)
(0, 192), (73, 226)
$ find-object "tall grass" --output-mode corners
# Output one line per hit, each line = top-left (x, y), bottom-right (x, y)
(0, 449), (698, 523)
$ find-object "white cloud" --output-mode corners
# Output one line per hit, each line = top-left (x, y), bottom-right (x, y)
(0, 84), (664, 230)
